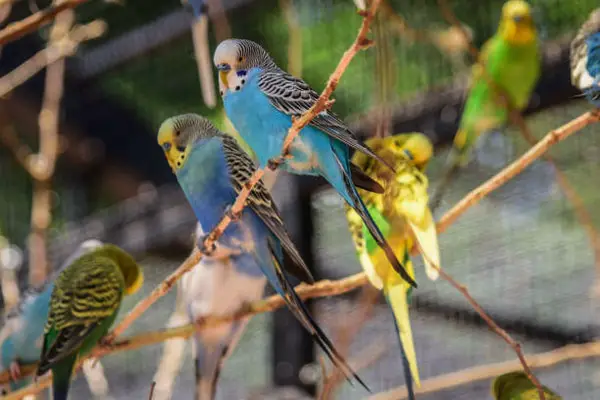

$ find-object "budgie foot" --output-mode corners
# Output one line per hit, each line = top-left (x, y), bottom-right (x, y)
(9, 361), (21, 382)
(267, 156), (286, 171)
(224, 205), (241, 222)
(196, 234), (217, 256)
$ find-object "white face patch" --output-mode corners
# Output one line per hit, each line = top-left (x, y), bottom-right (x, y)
(220, 69), (249, 96)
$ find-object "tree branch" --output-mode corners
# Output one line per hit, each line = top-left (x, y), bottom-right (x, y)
(0, 20), (106, 99)
(369, 340), (600, 399)
(100, 0), (382, 344)
(0, 0), (89, 46)
(27, 6), (73, 287)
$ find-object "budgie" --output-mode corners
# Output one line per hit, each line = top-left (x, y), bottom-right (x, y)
(154, 223), (267, 400)
(492, 371), (562, 400)
(36, 244), (144, 400)
(0, 239), (104, 394)
(213, 38), (417, 288)
(430, 0), (541, 210)
(571, 8), (600, 107)
(157, 113), (368, 390)
(345, 133), (439, 400)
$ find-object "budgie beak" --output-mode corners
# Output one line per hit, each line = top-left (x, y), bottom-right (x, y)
(159, 141), (177, 172)
(216, 63), (231, 90)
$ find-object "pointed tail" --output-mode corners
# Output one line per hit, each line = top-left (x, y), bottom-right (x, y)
(385, 272), (419, 400)
(50, 356), (77, 400)
(267, 240), (370, 392)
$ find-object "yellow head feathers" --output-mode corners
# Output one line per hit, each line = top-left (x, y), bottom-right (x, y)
(93, 244), (144, 296)
(498, 0), (537, 45)
(354, 133), (433, 172)
(157, 114), (220, 173)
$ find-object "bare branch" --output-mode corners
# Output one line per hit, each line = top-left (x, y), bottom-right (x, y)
(0, 0), (89, 46)
(101, 0), (382, 344)
(0, 21), (107, 100)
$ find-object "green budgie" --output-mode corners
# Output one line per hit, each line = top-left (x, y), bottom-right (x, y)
(430, 0), (541, 211)
(36, 244), (144, 400)
(492, 371), (562, 400)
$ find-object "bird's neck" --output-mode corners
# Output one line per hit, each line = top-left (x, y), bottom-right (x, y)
(498, 21), (537, 46)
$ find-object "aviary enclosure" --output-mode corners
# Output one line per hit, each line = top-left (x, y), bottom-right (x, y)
(0, 0), (598, 399)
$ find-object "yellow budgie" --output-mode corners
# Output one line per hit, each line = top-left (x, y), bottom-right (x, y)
(345, 133), (439, 399)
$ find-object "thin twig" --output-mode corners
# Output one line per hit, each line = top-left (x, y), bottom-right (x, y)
(279, 0), (302, 77)
(512, 114), (600, 298)
(368, 341), (600, 399)
(100, 0), (382, 344)
(435, 107), (600, 232)
(0, 0), (89, 46)
(28, 6), (73, 287)
(6, 109), (596, 399)
(439, 0), (600, 282)
(319, 286), (380, 399)
(148, 381), (156, 400)
(418, 246), (545, 399)
(0, 21), (107, 99)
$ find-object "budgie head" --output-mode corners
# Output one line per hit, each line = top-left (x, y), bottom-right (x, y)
(158, 114), (222, 173)
(498, 0), (536, 45)
(571, 8), (600, 107)
(357, 133), (433, 174)
(492, 371), (562, 400)
(213, 39), (278, 94)
(90, 245), (144, 295)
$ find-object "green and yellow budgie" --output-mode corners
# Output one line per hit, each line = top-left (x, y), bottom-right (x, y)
(430, 0), (541, 211)
(345, 133), (440, 400)
(36, 244), (144, 400)
(492, 371), (562, 400)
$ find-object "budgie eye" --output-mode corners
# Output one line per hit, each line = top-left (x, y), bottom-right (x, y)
(238, 56), (244, 62)
(174, 130), (181, 137)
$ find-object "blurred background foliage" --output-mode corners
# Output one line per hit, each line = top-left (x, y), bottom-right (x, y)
(1, 0), (600, 398)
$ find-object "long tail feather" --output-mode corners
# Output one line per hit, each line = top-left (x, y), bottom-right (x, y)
(350, 163), (385, 194)
(51, 355), (77, 400)
(385, 281), (419, 400)
(268, 240), (370, 392)
(333, 152), (417, 288)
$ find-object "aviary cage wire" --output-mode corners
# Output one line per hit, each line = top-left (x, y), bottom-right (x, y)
(0, 0), (599, 399)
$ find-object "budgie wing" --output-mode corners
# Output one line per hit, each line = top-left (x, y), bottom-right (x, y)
(257, 71), (394, 171)
(221, 135), (314, 284)
(407, 209), (440, 281)
(345, 206), (384, 289)
(38, 256), (123, 374)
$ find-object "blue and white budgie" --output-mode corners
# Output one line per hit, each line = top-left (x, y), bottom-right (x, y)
(0, 239), (103, 394)
(154, 223), (267, 400)
(157, 113), (368, 391)
(571, 8), (600, 107)
(213, 39), (416, 288)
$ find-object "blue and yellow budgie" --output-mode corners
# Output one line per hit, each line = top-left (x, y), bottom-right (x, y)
(213, 38), (417, 288)
(0, 239), (103, 394)
(430, 0), (541, 210)
(492, 371), (562, 400)
(345, 134), (440, 400)
(571, 8), (600, 107)
(157, 113), (368, 390)
(36, 244), (143, 400)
